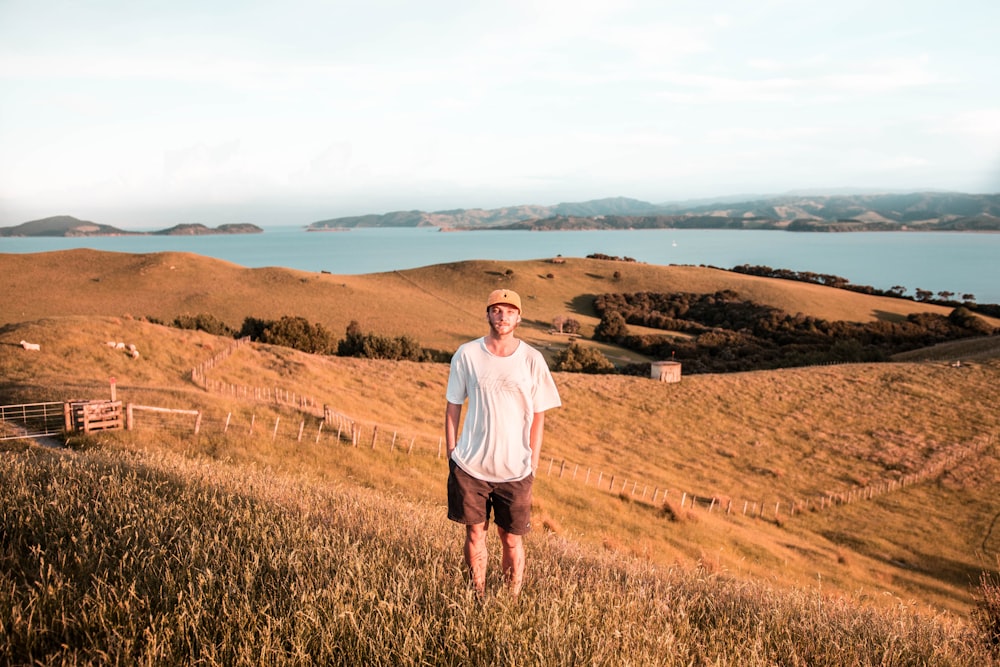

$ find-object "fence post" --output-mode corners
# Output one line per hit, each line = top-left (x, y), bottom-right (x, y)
(272, 417), (280, 442)
(371, 426), (378, 449)
(437, 437), (443, 458)
(297, 420), (305, 442)
(407, 437), (415, 455)
(193, 412), (202, 435)
(316, 421), (323, 443)
(126, 403), (134, 430)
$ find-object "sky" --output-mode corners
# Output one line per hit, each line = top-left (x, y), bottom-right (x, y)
(1, 0), (998, 228)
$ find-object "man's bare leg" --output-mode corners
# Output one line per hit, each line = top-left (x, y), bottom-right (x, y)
(497, 526), (525, 596)
(464, 522), (488, 595)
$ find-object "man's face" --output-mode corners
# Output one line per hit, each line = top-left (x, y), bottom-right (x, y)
(487, 304), (521, 334)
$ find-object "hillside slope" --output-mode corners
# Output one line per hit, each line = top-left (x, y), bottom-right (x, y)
(3, 250), (995, 360)
(304, 192), (1000, 230)
(2, 311), (998, 617)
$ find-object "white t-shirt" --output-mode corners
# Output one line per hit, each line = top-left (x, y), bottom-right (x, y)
(447, 337), (562, 482)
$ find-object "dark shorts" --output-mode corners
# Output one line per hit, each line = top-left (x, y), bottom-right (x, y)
(447, 459), (534, 535)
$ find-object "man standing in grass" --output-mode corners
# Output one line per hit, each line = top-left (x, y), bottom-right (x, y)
(445, 288), (562, 597)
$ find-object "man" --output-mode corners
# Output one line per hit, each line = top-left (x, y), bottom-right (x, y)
(445, 288), (561, 597)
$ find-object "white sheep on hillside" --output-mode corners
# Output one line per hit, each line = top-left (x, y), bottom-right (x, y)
(130, 348), (140, 359)
(115, 342), (126, 350)
(19, 340), (41, 351)
(106, 341), (118, 348)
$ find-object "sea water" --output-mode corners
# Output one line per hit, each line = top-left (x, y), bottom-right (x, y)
(2, 227), (998, 304)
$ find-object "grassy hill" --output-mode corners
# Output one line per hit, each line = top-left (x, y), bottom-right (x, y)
(2, 250), (1000, 663)
(4, 248), (996, 358)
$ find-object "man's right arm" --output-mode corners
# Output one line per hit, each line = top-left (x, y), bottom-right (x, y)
(445, 402), (463, 459)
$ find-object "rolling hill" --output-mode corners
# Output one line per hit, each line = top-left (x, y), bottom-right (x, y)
(2, 249), (999, 622)
(0, 215), (263, 237)
(4, 248), (997, 358)
(306, 191), (1000, 231)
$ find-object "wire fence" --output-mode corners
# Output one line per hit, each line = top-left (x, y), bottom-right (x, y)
(7, 339), (991, 527)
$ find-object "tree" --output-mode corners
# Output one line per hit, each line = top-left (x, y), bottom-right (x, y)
(173, 313), (235, 337)
(553, 342), (615, 373)
(949, 307), (996, 335)
(889, 285), (908, 297)
(260, 316), (336, 354)
(593, 311), (629, 342)
(337, 321), (428, 361)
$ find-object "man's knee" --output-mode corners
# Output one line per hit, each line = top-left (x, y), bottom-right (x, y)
(496, 526), (523, 549)
(466, 522), (488, 543)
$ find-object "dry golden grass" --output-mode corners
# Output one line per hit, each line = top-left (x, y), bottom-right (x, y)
(4, 443), (991, 665)
(5, 250), (996, 359)
(2, 250), (1000, 622)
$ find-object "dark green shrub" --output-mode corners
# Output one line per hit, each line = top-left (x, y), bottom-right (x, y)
(337, 321), (428, 361)
(172, 313), (235, 337)
(553, 343), (615, 373)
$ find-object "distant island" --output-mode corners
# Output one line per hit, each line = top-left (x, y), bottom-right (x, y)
(0, 216), (263, 237)
(6, 192), (1000, 236)
(306, 192), (1000, 232)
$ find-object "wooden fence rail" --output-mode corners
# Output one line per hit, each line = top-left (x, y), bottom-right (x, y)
(183, 337), (996, 524)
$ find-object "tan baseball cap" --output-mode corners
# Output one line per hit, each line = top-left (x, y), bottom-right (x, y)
(486, 289), (522, 312)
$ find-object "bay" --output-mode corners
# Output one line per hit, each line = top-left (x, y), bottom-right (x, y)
(2, 227), (998, 305)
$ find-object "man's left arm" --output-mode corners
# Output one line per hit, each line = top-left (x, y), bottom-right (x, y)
(529, 411), (546, 473)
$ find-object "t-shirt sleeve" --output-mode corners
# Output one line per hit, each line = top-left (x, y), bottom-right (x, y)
(445, 349), (468, 405)
(531, 353), (562, 413)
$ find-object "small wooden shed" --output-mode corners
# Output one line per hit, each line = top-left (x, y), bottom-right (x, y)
(650, 360), (682, 383)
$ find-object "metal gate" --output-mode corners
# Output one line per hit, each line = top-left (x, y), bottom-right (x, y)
(0, 402), (66, 441)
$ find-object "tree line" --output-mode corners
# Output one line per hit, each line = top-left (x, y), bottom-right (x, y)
(160, 281), (998, 377)
(731, 264), (1000, 318)
(165, 313), (449, 362)
(590, 289), (998, 374)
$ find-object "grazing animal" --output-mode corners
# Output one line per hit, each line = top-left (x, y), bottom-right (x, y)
(130, 349), (140, 359)
(19, 340), (40, 351)
(115, 342), (126, 350)
(106, 341), (118, 348)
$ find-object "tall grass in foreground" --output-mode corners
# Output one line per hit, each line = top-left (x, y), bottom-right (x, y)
(1, 442), (994, 666)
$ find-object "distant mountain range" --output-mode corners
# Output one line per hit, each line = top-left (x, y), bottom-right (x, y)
(307, 192), (1000, 232)
(0, 216), (263, 237)
(5, 192), (999, 236)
